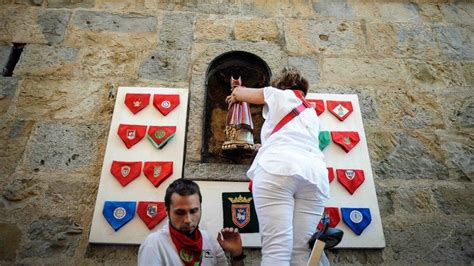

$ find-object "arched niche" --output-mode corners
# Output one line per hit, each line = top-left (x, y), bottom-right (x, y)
(201, 51), (271, 164)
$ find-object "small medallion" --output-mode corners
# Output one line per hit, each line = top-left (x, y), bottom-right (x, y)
(161, 100), (171, 109)
(345, 170), (356, 180)
(113, 207), (127, 219)
(121, 165), (131, 177)
(154, 129), (166, 139)
(127, 129), (136, 140)
(349, 210), (363, 223)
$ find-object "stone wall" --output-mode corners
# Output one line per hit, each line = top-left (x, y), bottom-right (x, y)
(0, 0), (472, 265)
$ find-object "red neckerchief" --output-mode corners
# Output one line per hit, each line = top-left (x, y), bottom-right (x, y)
(169, 224), (203, 266)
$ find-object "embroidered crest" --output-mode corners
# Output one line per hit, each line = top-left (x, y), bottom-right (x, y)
(153, 166), (162, 178)
(127, 129), (136, 140)
(327, 100), (353, 121)
(350, 210), (363, 223)
(113, 207), (126, 219)
(133, 99), (142, 108)
(121, 165), (130, 177)
(146, 203), (157, 218)
(124, 93), (150, 114)
(228, 195), (253, 228)
(179, 249), (193, 262)
(154, 129), (166, 139)
(161, 100), (171, 109)
(343, 136), (351, 145)
(345, 170), (355, 180)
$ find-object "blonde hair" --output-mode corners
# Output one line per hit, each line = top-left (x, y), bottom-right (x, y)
(270, 66), (309, 95)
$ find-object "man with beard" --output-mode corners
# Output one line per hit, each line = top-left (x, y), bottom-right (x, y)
(138, 179), (245, 265)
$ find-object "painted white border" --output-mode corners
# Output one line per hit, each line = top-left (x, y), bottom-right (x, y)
(89, 87), (188, 244)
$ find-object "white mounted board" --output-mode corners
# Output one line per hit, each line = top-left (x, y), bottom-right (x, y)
(89, 87), (188, 244)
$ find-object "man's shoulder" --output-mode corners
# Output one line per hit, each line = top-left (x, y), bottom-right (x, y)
(142, 227), (170, 245)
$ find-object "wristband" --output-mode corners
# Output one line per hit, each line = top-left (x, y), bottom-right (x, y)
(231, 252), (246, 261)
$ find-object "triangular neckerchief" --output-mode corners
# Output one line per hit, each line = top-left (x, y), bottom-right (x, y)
(124, 93), (150, 114)
(169, 224), (203, 266)
(336, 169), (365, 195)
(147, 126), (176, 149)
(143, 161), (173, 187)
(110, 161), (142, 186)
(317, 207), (340, 229)
(331, 131), (360, 153)
(341, 207), (372, 235)
(102, 201), (136, 231)
(153, 94), (180, 116)
(137, 201), (167, 230)
(306, 99), (325, 116)
(327, 167), (335, 183)
(326, 100), (353, 121)
(249, 90), (314, 192)
(117, 124), (147, 149)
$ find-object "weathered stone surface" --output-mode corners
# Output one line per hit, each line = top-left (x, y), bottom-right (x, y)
(377, 2), (421, 23)
(0, 119), (34, 180)
(23, 122), (106, 171)
(74, 10), (157, 32)
(325, 249), (384, 265)
(365, 22), (397, 57)
(0, 77), (20, 115)
(461, 61), (474, 85)
(47, 0), (94, 8)
(405, 60), (466, 91)
(139, 12), (194, 81)
(14, 45), (79, 77)
(84, 244), (138, 262)
(439, 3), (474, 25)
(288, 56), (320, 86)
(0, 223), (21, 261)
(0, 7), (46, 44)
(313, 0), (356, 19)
(395, 24), (438, 59)
(438, 89), (473, 130)
(37, 9), (71, 45)
(436, 130), (474, 181)
(417, 4), (444, 23)
(2, 174), (44, 201)
(374, 131), (448, 180)
(321, 58), (407, 85)
(234, 18), (279, 43)
(22, 216), (82, 257)
(433, 25), (474, 60)
(433, 182), (474, 215)
(185, 162), (249, 181)
(285, 19), (364, 55)
(390, 182), (439, 214)
(195, 15), (232, 41)
(16, 79), (104, 121)
(79, 47), (143, 78)
(0, 44), (11, 70)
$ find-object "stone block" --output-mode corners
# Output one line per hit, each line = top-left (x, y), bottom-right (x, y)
(15, 79), (104, 121)
(47, 0), (94, 8)
(138, 48), (190, 82)
(439, 3), (474, 26)
(285, 19), (365, 55)
(21, 216), (82, 257)
(438, 89), (473, 130)
(159, 12), (195, 50)
(194, 15), (232, 41)
(433, 25), (474, 60)
(184, 162), (249, 181)
(0, 7), (46, 44)
(0, 119), (34, 180)
(365, 22), (397, 57)
(374, 131), (448, 180)
(395, 24), (438, 59)
(461, 61), (474, 85)
(37, 9), (72, 45)
(417, 4), (443, 23)
(433, 182), (474, 215)
(73, 10), (157, 33)
(79, 47), (143, 78)
(0, 77), (20, 115)
(393, 183), (438, 214)
(64, 29), (156, 49)
(234, 18), (279, 43)
(14, 45), (79, 77)
(0, 44), (11, 70)
(313, 0), (356, 19)
(0, 223), (21, 261)
(436, 130), (474, 181)
(376, 2), (421, 23)
(2, 173), (46, 202)
(321, 58), (406, 85)
(404, 60), (466, 91)
(23, 122), (106, 172)
(288, 56), (320, 86)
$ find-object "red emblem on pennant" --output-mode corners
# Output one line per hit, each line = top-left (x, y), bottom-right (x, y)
(327, 100), (353, 121)
(317, 207), (341, 229)
(117, 124), (147, 149)
(331, 131), (360, 153)
(110, 161), (142, 186)
(231, 204), (251, 228)
(143, 161), (173, 187)
(327, 167), (335, 183)
(153, 94), (180, 116)
(147, 126), (176, 149)
(137, 201), (167, 230)
(307, 99), (325, 116)
(336, 169), (365, 195)
(124, 93), (150, 114)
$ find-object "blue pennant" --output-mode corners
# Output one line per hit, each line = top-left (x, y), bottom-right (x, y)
(341, 207), (372, 235)
(103, 201), (136, 231)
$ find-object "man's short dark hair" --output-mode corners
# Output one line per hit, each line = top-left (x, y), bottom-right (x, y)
(165, 179), (202, 210)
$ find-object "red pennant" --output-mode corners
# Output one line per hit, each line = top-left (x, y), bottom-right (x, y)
(153, 94), (180, 116)
(307, 99), (325, 116)
(110, 161), (142, 186)
(147, 126), (176, 149)
(331, 131), (360, 153)
(137, 201), (167, 230)
(327, 167), (335, 183)
(143, 161), (173, 187)
(117, 124), (147, 149)
(317, 207), (341, 229)
(327, 100), (353, 121)
(336, 169), (365, 195)
(124, 93), (150, 114)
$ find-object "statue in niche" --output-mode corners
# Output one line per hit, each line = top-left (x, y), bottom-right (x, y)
(222, 77), (257, 157)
